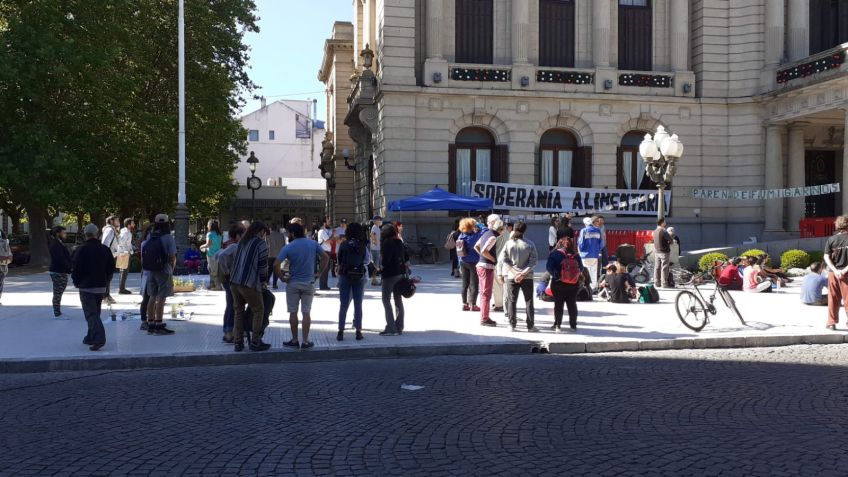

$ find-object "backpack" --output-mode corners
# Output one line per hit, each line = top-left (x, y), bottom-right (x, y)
(638, 284), (660, 303)
(558, 249), (581, 284)
(444, 231), (457, 250)
(141, 232), (168, 272)
(340, 240), (366, 281)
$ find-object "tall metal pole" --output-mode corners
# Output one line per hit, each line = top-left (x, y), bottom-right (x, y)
(173, 0), (190, 265)
(657, 183), (666, 221)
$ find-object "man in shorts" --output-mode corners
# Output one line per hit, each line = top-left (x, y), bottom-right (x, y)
(275, 222), (329, 349)
(145, 214), (177, 335)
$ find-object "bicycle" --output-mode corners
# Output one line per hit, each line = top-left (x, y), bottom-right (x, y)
(405, 236), (439, 264)
(674, 263), (745, 331)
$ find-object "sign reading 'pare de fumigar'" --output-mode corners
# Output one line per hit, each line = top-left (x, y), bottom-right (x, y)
(471, 181), (672, 216)
(692, 183), (841, 200)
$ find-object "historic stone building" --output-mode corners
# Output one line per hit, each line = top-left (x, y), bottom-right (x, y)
(320, 0), (848, 249)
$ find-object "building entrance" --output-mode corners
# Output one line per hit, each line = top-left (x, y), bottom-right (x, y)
(805, 150), (840, 217)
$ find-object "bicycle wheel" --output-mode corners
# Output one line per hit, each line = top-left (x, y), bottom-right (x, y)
(675, 290), (709, 331)
(718, 287), (746, 326)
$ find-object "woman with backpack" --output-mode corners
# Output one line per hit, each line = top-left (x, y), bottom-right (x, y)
(546, 230), (586, 332)
(379, 223), (409, 336)
(337, 222), (370, 341)
(456, 218), (483, 311)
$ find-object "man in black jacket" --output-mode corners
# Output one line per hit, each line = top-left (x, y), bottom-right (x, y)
(72, 223), (116, 351)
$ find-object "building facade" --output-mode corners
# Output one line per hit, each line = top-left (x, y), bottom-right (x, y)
(324, 0), (848, 249)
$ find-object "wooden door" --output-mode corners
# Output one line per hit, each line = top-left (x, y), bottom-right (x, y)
(805, 150), (837, 217)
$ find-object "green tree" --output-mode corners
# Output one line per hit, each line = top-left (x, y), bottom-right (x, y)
(0, 0), (257, 265)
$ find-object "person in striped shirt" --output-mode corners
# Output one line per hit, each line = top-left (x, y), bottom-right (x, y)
(230, 221), (271, 352)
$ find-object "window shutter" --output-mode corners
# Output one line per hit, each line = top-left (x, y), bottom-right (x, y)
(616, 146), (625, 189)
(580, 146), (593, 187)
(494, 145), (509, 183)
(539, 0), (576, 67)
(618, 5), (653, 71)
(449, 144), (457, 192)
(456, 0), (494, 64)
(535, 146), (542, 185)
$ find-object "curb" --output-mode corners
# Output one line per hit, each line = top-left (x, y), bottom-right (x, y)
(1, 334), (845, 374)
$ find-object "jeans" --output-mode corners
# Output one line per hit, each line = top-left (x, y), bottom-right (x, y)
(460, 261), (478, 306)
(222, 280), (234, 333)
(231, 284), (264, 343)
(79, 291), (106, 346)
(119, 268), (129, 292)
(449, 249), (458, 275)
(381, 274), (404, 333)
(506, 279), (535, 329)
(654, 252), (671, 287)
(319, 258), (331, 289)
(476, 267), (494, 321)
(552, 280), (579, 329)
(338, 274), (366, 330)
(49, 272), (69, 316)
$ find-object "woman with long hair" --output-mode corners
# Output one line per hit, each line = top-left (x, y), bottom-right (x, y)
(546, 230), (585, 332)
(379, 223), (408, 336)
(337, 222), (370, 341)
(456, 217), (482, 311)
(48, 226), (73, 319)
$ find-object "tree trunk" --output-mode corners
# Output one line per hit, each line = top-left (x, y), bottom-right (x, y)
(24, 204), (50, 268)
(8, 210), (21, 235)
(76, 212), (85, 234)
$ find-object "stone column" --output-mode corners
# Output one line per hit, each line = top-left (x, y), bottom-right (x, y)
(426, 0), (443, 60)
(592, 0), (610, 67)
(765, 0), (786, 67)
(788, 0), (810, 62)
(669, 0), (689, 71)
(765, 124), (786, 231)
(787, 124), (807, 232)
(511, 0), (530, 64)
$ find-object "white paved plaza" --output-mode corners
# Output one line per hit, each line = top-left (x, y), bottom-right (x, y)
(0, 264), (844, 364)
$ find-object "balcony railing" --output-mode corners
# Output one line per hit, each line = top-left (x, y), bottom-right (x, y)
(777, 43), (848, 85)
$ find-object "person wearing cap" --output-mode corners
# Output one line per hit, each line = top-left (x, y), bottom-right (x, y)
(144, 214), (177, 335)
(100, 215), (121, 304)
(48, 226), (73, 319)
(72, 224), (116, 351)
(370, 215), (383, 286)
(577, 216), (603, 291)
(493, 221), (513, 315)
(474, 214), (503, 327)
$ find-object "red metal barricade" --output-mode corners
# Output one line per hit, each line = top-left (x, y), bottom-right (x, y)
(799, 217), (835, 238)
(605, 229), (653, 259)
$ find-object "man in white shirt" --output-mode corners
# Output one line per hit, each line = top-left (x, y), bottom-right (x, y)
(370, 215), (383, 286)
(100, 216), (121, 304)
(317, 218), (335, 290)
(117, 218), (135, 294)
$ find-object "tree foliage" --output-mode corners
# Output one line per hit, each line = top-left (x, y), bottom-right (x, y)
(0, 0), (257, 265)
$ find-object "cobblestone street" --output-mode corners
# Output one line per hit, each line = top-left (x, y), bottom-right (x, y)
(2, 345), (848, 476)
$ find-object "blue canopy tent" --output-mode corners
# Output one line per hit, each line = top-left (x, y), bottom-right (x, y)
(387, 186), (492, 212)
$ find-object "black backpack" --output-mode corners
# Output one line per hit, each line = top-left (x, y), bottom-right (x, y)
(141, 232), (167, 272)
(340, 240), (366, 281)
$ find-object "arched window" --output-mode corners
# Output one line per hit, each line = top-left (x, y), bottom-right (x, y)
(539, 0), (575, 67)
(617, 131), (654, 190)
(618, 0), (652, 71)
(449, 127), (508, 195)
(810, 0), (848, 54)
(456, 0), (493, 64)
(538, 129), (592, 188)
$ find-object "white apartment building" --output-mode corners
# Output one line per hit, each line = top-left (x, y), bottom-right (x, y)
(323, 0), (848, 248)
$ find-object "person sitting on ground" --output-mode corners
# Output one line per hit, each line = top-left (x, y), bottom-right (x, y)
(183, 243), (202, 273)
(743, 256), (773, 293)
(718, 257), (744, 291)
(801, 261), (828, 306)
(759, 254), (791, 284)
(599, 263), (637, 303)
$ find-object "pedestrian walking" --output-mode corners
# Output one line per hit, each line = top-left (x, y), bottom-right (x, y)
(379, 223), (409, 336)
(498, 222), (538, 332)
(653, 218), (673, 288)
(72, 224), (115, 351)
(200, 220), (223, 289)
(825, 215), (848, 330)
(577, 216), (603, 291)
(275, 222), (329, 349)
(370, 215), (383, 286)
(493, 221), (513, 314)
(447, 219), (461, 278)
(215, 223), (245, 343)
(337, 222), (370, 341)
(0, 231), (11, 305)
(142, 214), (177, 335)
(101, 215), (120, 304)
(267, 223), (287, 290)
(474, 214), (502, 327)
(230, 221), (271, 352)
(317, 218), (335, 290)
(117, 218), (135, 294)
(547, 230), (585, 332)
(456, 218), (483, 311)
(48, 226), (72, 319)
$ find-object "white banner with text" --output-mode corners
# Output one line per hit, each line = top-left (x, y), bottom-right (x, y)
(471, 181), (672, 216)
(692, 183), (840, 200)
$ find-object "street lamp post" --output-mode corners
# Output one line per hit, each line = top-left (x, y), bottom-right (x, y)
(173, 0), (189, 258)
(246, 151), (261, 222)
(638, 125), (684, 221)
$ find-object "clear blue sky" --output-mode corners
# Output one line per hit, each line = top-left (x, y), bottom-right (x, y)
(240, 0), (353, 119)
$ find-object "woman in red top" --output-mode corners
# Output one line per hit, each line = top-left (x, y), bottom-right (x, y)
(717, 257), (743, 291)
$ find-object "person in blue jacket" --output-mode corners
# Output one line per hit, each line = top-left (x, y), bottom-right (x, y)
(577, 215), (603, 291)
(457, 217), (485, 311)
